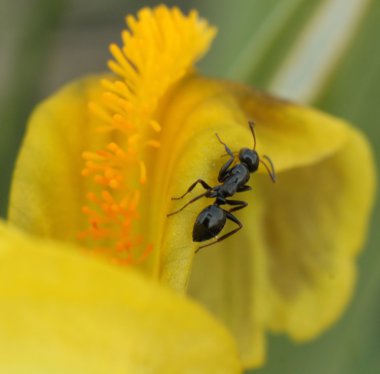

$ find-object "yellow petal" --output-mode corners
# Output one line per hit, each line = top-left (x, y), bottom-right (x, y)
(159, 75), (354, 289)
(9, 76), (105, 242)
(0, 221), (241, 373)
(182, 84), (376, 368)
(226, 82), (351, 173)
(259, 128), (375, 338)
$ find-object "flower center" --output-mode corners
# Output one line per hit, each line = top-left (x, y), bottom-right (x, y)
(79, 6), (216, 265)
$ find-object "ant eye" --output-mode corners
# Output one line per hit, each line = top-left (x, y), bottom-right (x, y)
(239, 148), (259, 172)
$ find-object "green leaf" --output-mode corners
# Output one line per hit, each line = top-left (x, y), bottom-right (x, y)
(0, 0), (66, 217)
(267, 0), (372, 103)
(198, 0), (319, 81)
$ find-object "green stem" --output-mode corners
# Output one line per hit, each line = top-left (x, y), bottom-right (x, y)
(0, 0), (66, 217)
(226, 0), (304, 80)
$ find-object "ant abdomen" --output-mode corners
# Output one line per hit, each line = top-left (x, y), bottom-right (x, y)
(193, 205), (226, 242)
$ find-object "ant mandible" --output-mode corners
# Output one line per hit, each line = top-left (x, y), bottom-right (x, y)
(167, 120), (276, 253)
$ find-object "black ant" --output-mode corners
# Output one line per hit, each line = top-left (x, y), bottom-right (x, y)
(167, 120), (276, 253)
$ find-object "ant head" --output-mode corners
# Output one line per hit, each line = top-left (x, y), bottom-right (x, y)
(239, 148), (259, 173)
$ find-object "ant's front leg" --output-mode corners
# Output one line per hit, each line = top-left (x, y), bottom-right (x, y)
(171, 179), (212, 200)
(215, 133), (235, 182)
(167, 192), (208, 217)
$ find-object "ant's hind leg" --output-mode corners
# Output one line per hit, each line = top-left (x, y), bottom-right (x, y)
(195, 211), (242, 253)
(171, 179), (212, 200)
(224, 199), (248, 213)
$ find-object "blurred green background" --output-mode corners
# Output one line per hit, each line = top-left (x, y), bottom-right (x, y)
(1, 0), (379, 372)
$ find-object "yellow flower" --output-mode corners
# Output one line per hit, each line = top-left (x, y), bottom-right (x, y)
(3, 5), (375, 371)
(0, 222), (240, 372)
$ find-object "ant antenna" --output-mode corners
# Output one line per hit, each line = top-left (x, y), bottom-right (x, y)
(260, 155), (276, 183)
(248, 120), (257, 150)
(215, 133), (225, 146)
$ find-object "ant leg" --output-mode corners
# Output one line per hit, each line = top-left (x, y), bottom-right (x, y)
(171, 179), (212, 200)
(237, 185), (251, 193)
(195, 211), (242, 253)
(224, 199), (248, 213)
(167, 192), (208, 217)
(220, 151), (238, 158)
(215, 133), (235, 182)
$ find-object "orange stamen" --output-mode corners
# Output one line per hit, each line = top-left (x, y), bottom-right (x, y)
(80, 6), (216, 266)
